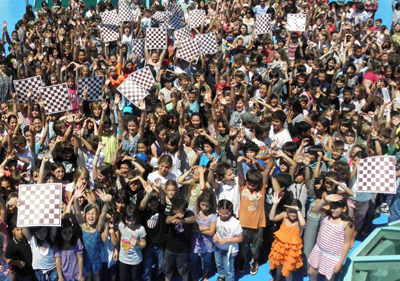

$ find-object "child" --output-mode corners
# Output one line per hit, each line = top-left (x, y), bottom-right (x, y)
(5, 217), (34, 280)
(162, 180), (179, 216)
(178, 166), (208, 209)
(208, 162), (241, 217)
(269, 195), (306, 281)
(74, 185), (110, 281)
(308, 196), (354, 281)
(189, 190), (217, 281)
(213, 199), (243, 281)
(139, 187), (167, 281)
(164, 199), (195, 281)
(147, 155), (177, 188)
(54, 219), (86, 281)
(165, 134), (184, 177)
(117, 204), (146, 281)
(22, 226), (58, 281)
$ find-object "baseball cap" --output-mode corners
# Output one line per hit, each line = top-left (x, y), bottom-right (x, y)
(135, 153), (148, 162)
(241, 112), (259, 123)
(123, 107), (133, 114)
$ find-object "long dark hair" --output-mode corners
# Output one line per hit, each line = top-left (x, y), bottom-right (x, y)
(54, 219), (79, 249)
(217, 199), (236, 218)
(196, 189), (216, 214)
(329, 199), (354, 229)
(30, 226), (54, 247)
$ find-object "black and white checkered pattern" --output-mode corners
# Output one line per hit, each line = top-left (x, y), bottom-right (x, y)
(99, 24), (119, 42)
(195, 32), (218, 55)
(17, 183), (62, 227)
(177, 37), (200, 63)
(255, 14), (271, 35)
(152, 11), (169, 24)
(169, 14), (183, 30)
(40, 83), (73, 114)
(127, 66), (155, 90)
(101, 10), (120, 26)
(132, 39), (145, 60)
(357, 156), (397, 194)
(117, 80), (150, 107)
(145, 27), (168, 49)
(13, 76), (42, 105)
(78, 76), (104, 101)
(189, 10), (206, 28)
(118, 0), (135, 21)
(174, 26), (191, 41)
(168, 3), (183, 17)
(287, 13), (307, 32)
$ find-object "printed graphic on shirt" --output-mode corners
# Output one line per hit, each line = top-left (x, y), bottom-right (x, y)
(147, 213), (160, 229)
(121, 235), (137, 255)
(241, 189), (262, 211)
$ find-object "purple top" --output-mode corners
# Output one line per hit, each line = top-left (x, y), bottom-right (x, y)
(190, 207), (217, 254)
(54, 239), (86, 280)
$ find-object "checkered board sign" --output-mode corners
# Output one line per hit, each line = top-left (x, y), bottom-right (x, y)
(174, 26), (191, 41)
(13, 76), (42, 105)
(255, 14), (271, 35)
(101, 10), (119, 26)
(357, 156), (397, 194)
(169, 14), (183, 30)
(40, 83), (73, 114)
(99, 24), (119, 42)
(145, 28), (168, 49)
(17, 183), (62, 227)
(132, 39), (145, 60)
(78, 76), (104, 101)
(117, 80), (150, 107)
(189, 10), (206, 28)
(287, 13), (307, 32)
(177, 37), (200, 63)
(168, 3), (183, 16)
(195, 32), (218, 55)
(152, 11), (169, 23)
(118, 0), (135, 21)
(127, 66), (155, 90)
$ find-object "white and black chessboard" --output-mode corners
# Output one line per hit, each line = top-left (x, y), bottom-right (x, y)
(255, 14), (271, 35)
(132, 39), (145, 60)
(40, 83), (73, 114)
(145, 27), (168, 49)
(127, 66), (155, 90)
(174, 26), (191, 41)
(118, 0), (135, 21)
(78, 76), (104, 101)
(17, 183), (63, 227)
(152, 11), (169, 24)
(189, 9), (206, 28)
(287, 13), (307, 32)
(117, 80), (150, 107)
(177, 37), (200, 63)
(101, 10), (120, 26)
(13, 76), (42, 105)
(357, 156), (397, 194)
(99, 24), (120, 42)
(195, 32), (218, 55)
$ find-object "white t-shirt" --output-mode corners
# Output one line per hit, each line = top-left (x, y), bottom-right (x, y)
(269, 127), (292, 149)
(216, 177), (241, 217)
(215, 216), (242, 255)
(29, 236), (56, 270)
(147, 171), (177, 188)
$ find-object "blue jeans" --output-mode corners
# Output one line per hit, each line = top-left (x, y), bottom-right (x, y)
(35, 268), (58, 281)
(214, 247), (235, 281)
(190, 251), (212, 275)
(141, 245), (164, 281)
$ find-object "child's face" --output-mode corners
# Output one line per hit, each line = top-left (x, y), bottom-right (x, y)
(287, 208), (298, 220)
(245, 149), (256, 159)
(191, 116), (201, 128)
(120, 164), (130, 178)
(236, 100), (244, 111)
(148, 199), (159, 211)
(34, 227), (48, 241)
(330, 205), (344, 218)
(103, 124), (111, 135)
(188, 93), (196, 103)
(332, 149), (343, 159)
(203, 144), (213, 154)
(166, 185), (177, 199)
(345, 134), (355, 144)
(159, 163), (171, 177)
(200, 201), (211, 213)
(61, 226), (73, 242)
(218, 208), (231, 221)
(128, 178), (140, 192)
(115, 201), (126, 212)
(159, 130), (167, 142)
(93, 107), (101, 117)
(67, 78), (75, 88)
(343, 92), (352, 102)
(137, 143), (148, 154)
(76, 174), (88, 188)
(127, 121), (138, 134)
(193, 170), (200, 182)
(85, 208), (99, 226)
(217, 122), (226, 135)
(12, 227), (25, 241)
(222, 168), (235, 183)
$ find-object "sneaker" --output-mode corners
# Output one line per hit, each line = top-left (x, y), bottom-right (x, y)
(380, 203), (389, 215)
(250, 262), (259, 275)
(237, 259), (246, 273)
(216, 277), (225, 281)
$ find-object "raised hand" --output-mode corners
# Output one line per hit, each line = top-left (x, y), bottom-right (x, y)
(272, 192), (281, 205)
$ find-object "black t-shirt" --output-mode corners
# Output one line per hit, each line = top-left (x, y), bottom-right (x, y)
(141, 205), (167, 246)
(341, 101), (356, 113)
(264, 185), (291, 227)
(127, 187), (144, 206)
(165, 211), (194, 253)
(5, 238), (34, 276)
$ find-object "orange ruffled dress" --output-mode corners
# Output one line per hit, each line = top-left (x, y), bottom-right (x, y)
(268, 220), (303, 277)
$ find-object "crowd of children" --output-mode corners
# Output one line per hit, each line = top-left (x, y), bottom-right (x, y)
(0, 0), (399, 280)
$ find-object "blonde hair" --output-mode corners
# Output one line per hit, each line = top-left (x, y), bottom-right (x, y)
(73, 166), (90, 184)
